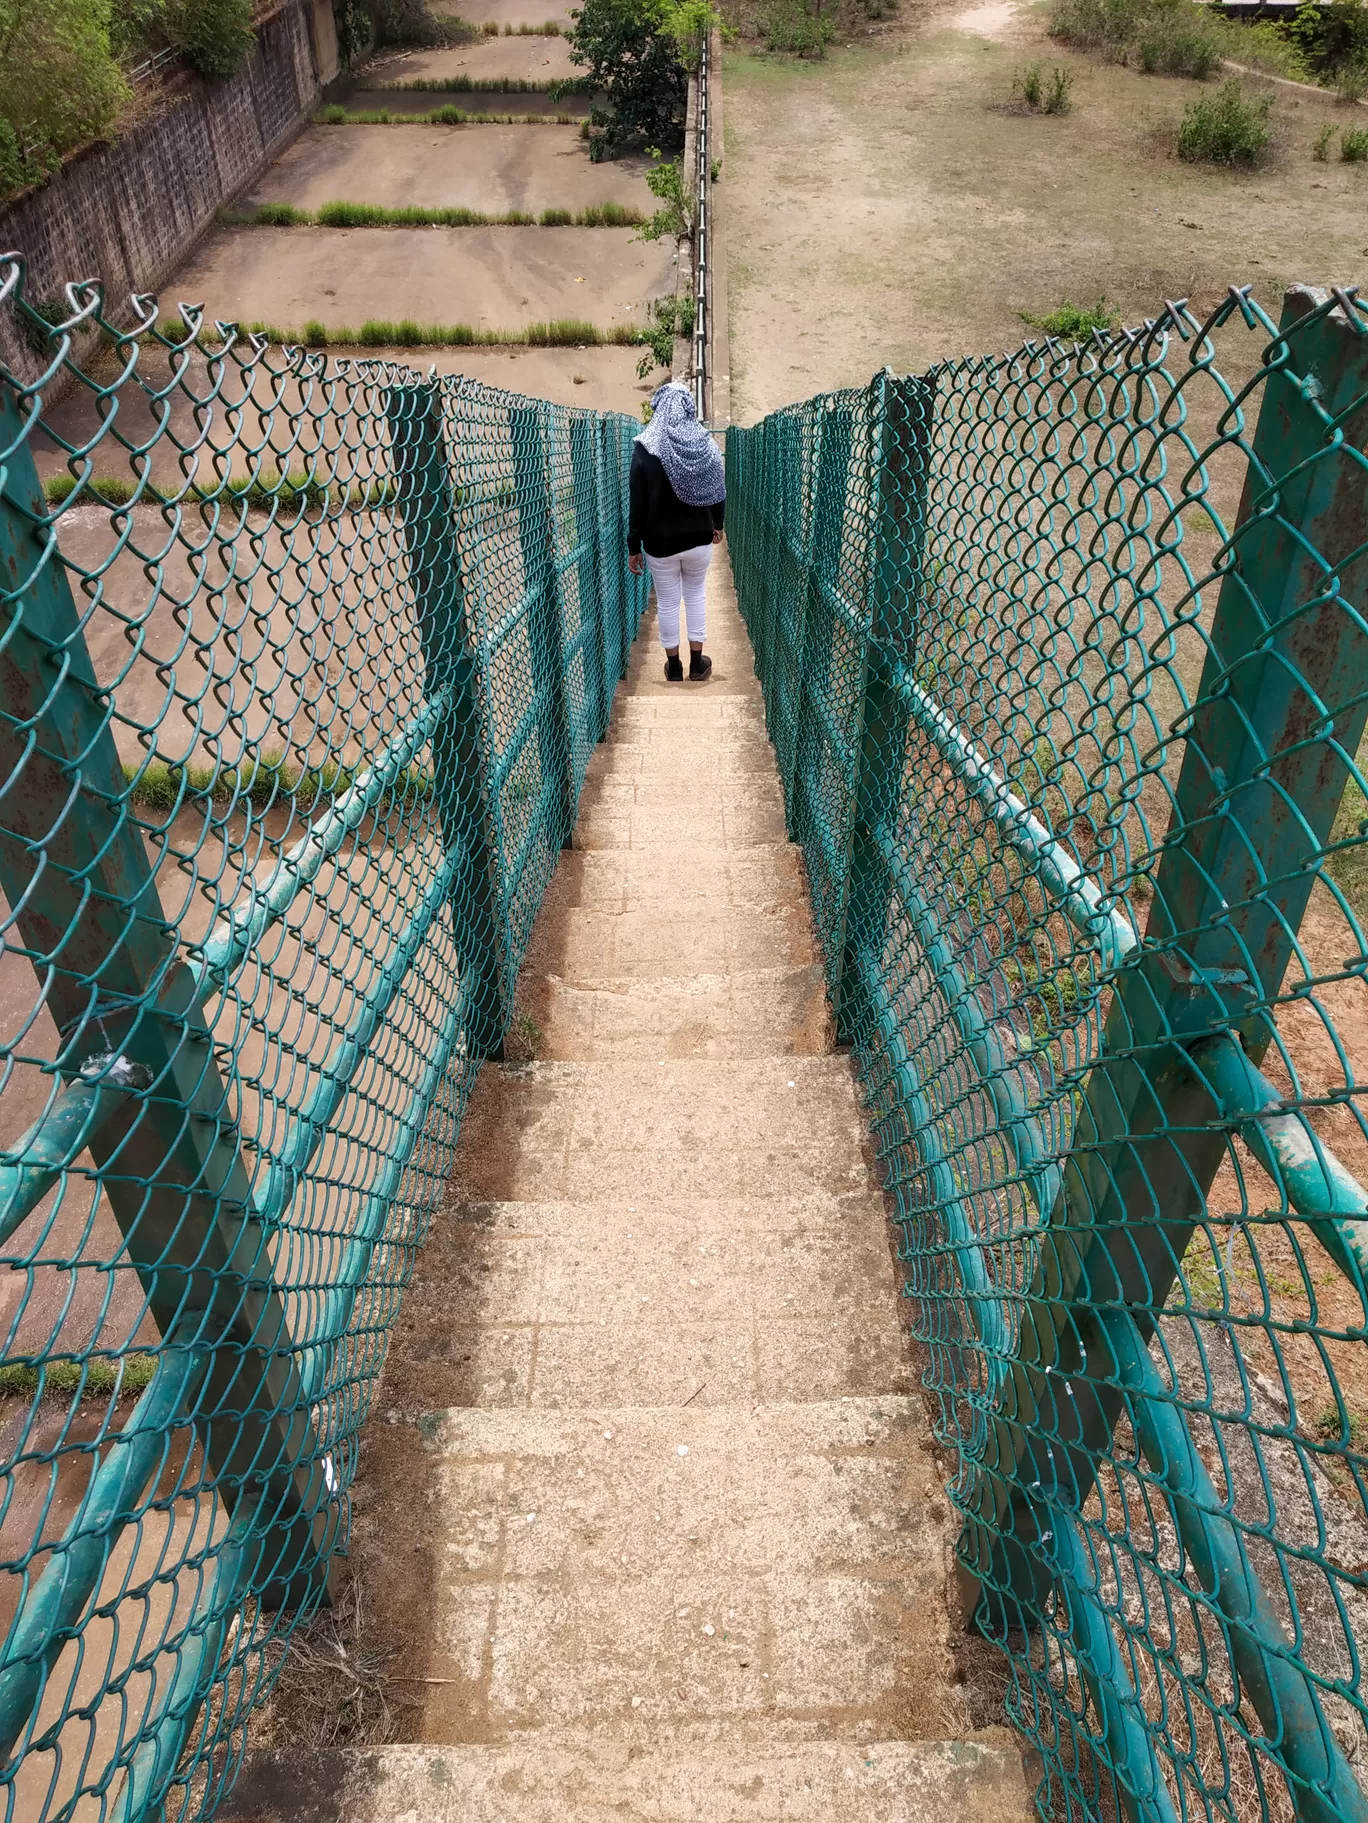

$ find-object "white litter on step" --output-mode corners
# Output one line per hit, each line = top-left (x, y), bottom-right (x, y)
(603, 1430), (613, 1440)
(677, 1445), (689, 1456)
(703, 1624), (715, 1637)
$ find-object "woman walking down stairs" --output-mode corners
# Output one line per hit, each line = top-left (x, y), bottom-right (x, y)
(223, 550), (1031, 1823)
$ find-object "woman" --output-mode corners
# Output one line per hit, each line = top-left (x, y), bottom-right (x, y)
(627, 381), (726, 682)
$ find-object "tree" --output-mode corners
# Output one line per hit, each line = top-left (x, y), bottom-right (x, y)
(567, 0), (688, 162)
(0, 0), (128, 193)
(163, 0), (256, 78)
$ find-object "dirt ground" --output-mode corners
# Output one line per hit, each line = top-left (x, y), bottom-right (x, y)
(248, 125), (649, 214)
(432, 0), (575, 30)
(722, 0), (1367, 418)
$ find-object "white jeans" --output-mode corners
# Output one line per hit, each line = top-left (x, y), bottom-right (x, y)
(646, 542), (712, 648)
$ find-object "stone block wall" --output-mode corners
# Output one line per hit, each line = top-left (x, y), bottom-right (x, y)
(0, 0), (335, 376)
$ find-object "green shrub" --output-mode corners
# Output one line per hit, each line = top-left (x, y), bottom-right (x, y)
(637, 148), (692, 240)
(0, 0), (129, 196)
(540, 206), (574, 224)
(1015, 61), (1074, 111)
(763, 0), (838, 55)
(1176, 78), (1272, 165)
(1020, 298), (1120, 339)
(164, 0), (255, 78)
(569, 0), (689, 159)
(1050, 0), (1305, 82)
(1314, 121), (1335, 160)
(1341, 125), (1368, 160)
(1337, 56), (1368, 101)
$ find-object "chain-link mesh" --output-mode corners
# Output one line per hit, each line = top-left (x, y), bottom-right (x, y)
(728, 284), (1368, 1823)
(0, 253), (646, 1823)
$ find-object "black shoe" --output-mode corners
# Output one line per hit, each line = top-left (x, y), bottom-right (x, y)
(664, 653), (684, 682)
(689, 651), (713, 682)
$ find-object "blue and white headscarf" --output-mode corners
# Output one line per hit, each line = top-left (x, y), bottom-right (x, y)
(636, 381), (725, 507)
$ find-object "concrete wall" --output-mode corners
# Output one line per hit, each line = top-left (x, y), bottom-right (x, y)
(0, 0), (335, 376)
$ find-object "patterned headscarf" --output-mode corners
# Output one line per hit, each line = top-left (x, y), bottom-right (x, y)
(636, 381), (726, 507)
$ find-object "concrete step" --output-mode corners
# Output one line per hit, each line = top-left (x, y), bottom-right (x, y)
(515, 965), (831, 1061)
(530, 846), (809, 912)
(379, 1193), (912, 1411)
(222, 1736), (1032, 1822)
(522, 894), (815, 979)
(447, 1056), (871, 1205)
(572, 798), (790, 852)
(577, 772), (787, 812)
(340, 1400), (960, 1748)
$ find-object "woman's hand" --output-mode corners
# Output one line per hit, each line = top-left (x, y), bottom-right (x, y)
(628, 553), (644, 576)
(712, 531), (722, 544)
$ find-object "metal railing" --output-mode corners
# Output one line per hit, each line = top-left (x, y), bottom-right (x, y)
(727, 282), (1368, 1823)
(691, 30), (710, 420)
(0, 256), (648, 1823)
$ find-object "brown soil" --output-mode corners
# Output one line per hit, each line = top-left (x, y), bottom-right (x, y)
(722, 0), (1365, 419)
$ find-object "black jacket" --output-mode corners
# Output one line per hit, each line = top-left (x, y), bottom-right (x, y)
(627, 444), (725, 558)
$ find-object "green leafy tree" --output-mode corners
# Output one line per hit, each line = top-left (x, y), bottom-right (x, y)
(163, 0), (255, 78)
(567, 0), (688, 161)
(0, 0), (128, 192)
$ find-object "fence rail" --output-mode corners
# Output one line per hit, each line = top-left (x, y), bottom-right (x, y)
(728, 283), (1368, 1823)
(0, 255), (647, 1823)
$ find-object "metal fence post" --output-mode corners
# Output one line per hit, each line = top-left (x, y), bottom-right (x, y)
(512, 401), (575, 849)
(832, 371), (936, 1044)
(964, 288), (1368, 1733)
(0, 385), (339, 1613)
(787, 403), (853, 845)
(569, 415), (608, 744)
(385, 382), (508, 1060)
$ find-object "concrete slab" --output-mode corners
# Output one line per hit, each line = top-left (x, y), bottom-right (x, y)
(355, 37), (578, 83)
(447, 1054), (872, 1204)
(515, 965), (832, 1059)
(385, 1398), (950, 1741)
(342, 85), (590, 115)
(247, 125), (648, 213)
(221, 1737), (1033, 1823)
(171, 224), (675, 335)
(380, 1191), (911, 1411)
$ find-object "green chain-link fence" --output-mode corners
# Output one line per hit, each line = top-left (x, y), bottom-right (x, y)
(728, 284), (1368, 1823)
(0, 254), (646, 1823)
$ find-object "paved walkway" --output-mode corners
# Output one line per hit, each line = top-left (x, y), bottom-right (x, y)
(229, 552), (1029, 1822)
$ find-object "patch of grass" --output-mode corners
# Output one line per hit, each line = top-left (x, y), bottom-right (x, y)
(1019, 298), (1120, 340)
(1014, 61), (1074, 112)
(0, 1353), (159, 1401)
(234, 200), (641, 228)
(238, 317), (643, 348)
(504, 1011), (545, 1061)
(1340, 126), (1368, 161)
(503, 18), (566, 32)
(1315, 1402), (1368, 1452)
(43, 472), (141, 507)
(374, 73), (589, 92)
(255, 200), (308, 225)
(122, 752), (432, 814)
(1175, 78), (1272, 166)
(312, 105), (572, 125)
(1314, 121), (1335, 161)
(1336, 57), (1368, 103)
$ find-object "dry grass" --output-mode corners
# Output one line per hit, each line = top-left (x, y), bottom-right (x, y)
(723, 1), (1364, 416)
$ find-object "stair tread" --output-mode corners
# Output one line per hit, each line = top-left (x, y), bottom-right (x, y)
(221, 1736), (1032, 1822)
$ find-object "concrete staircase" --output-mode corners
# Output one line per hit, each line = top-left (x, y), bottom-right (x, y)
(226, 554), (1030, 1822)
